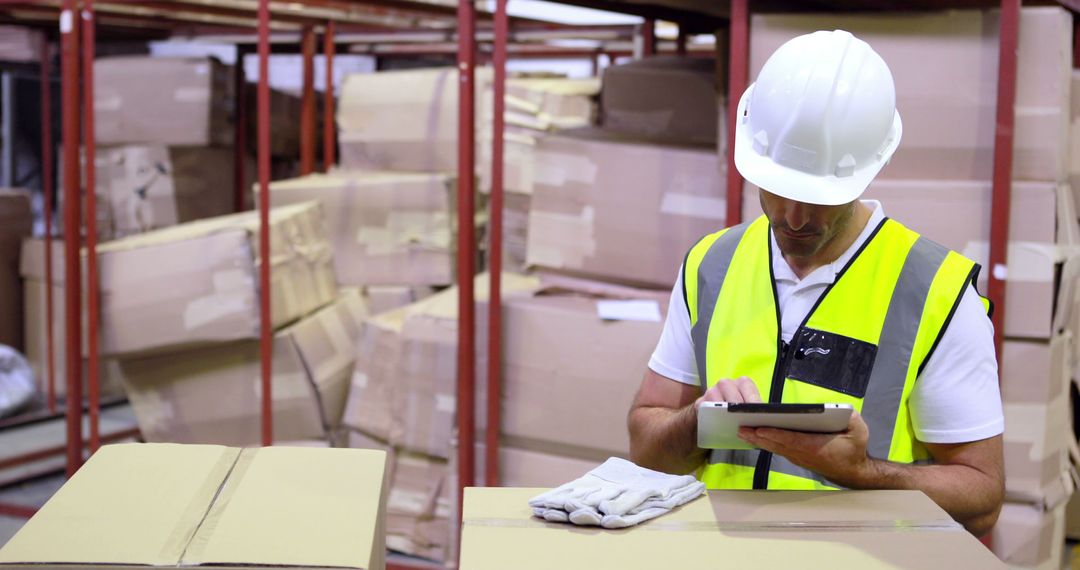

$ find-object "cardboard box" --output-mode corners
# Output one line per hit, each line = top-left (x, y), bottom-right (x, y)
(0, 189), (30, 350)
(478, 130), (539, 196)
(0, 443), (388, 570)
(119, 291), (365, 446)
(750, 8), (1072, 183)
(993, 501), (1067, 570)
(460, 488), (1005, 569)
(385, 450), (451, 563)
(0, 26), (42, 63)
(1001, 335), (1071, 406)
(601, 57), (719, 145)
(499, 77), (598, 131)
(20, 240), (126, 399)
(95, 201), (336, 357)
(266, 171), (456, 286)
(364, 285), (436, 316)
(245, 86), (304, 158)
(94, 56), (233, 146)
(497, 280), (667, 458)
(337, 67), (490, 172)
(472, 442), (599, 488)
(527, 128), (723, 288)
(1003, 394), (1074, 507)
(343, 274), (539, 458)
(97, 145), (239, 237)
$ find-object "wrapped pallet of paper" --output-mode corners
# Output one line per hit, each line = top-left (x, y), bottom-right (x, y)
(337, 67), (491, 172)
(601, 57), (720, 145)
(0, 189), (30, 351)
(526, 128), (723, 288)
(0, 444), (389, 570)
(264, 171), (457, 287)
(96, 145), (241, 237)
(750, 7), (1072, 183)
(118, 290), (366, 446)
(19, 239), (126, 399)
(94, 201), (336, 357)
(341, 273), (539, 459)
(94, 56), (233, 146)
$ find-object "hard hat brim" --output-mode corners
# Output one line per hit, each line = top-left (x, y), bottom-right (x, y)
(732, 83), (903, 207)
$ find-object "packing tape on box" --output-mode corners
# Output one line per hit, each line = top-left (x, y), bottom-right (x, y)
(179, 447), (256, 565)
(526, 207), (597, 270)
(660, 192), (726, 221)
(462, 517), (963, 532)
(183, 292), (254, 331)
(533, 150), (597, 187)
(155, 446), (243, 565)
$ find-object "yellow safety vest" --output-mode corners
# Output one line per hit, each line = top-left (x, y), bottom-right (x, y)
(683, 215), (991, 490)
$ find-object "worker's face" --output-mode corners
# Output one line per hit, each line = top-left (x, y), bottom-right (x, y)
(759, 189), (857, 259)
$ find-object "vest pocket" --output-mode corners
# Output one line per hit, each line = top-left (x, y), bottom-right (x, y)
(785, 328), (877, 398)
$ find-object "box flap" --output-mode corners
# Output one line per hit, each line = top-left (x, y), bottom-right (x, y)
(0, 443), (238, 566)
(181, 447), (387, 570)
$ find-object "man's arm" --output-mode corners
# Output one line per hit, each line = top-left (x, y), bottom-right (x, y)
(739, 413), (1004, 536)
(628, 369), (761, 475)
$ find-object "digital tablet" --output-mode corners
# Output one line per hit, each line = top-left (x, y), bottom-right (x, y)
(697, 402), (854, 450)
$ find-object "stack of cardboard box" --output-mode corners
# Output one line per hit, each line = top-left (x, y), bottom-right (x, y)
(747, 9), (1078, 567)
(477, 77), (599, 270)
(92, 56), (244, 239)
(62, 201), (364, 447)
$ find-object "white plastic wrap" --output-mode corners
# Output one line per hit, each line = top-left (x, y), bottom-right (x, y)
(0, 344), (34, 418)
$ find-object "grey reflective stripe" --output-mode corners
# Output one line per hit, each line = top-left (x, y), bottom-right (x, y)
(707, 450), (842, 489)
(708, 448), (760, 468)
(863, 237), (950, 460)
(690, 223), (750, 391)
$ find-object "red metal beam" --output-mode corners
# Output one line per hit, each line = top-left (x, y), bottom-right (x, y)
(988, 0), (1020, 367)
(641, 18), (655, 57)
(233, 45), (249, 212)
(59, 0), (83, 478)
(39, 33), (56, 415)
(725, 0), (748, 226)
(485, 0), (507, 488)
(0, 501), (37, 518)
(257, 0), (273, 447)
(323, 20), (335, 170)
(300, 24), (316, 175)
(455, 0), (477, 543)
(0, 427), (141, 472)
(81, 0), (100, 454)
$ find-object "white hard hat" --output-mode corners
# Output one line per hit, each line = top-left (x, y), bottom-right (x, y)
(733, 30), (902, 206)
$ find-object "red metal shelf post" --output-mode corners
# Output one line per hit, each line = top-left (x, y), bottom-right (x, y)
(257, 0), (273, 447)
(81, 0), (100, 454)
(724, 0), (748, 226)
(300, 25), (317, 175)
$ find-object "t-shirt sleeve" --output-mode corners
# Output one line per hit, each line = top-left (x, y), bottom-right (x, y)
(647, 268), (701, 387)
(909, 285), (1004, 444)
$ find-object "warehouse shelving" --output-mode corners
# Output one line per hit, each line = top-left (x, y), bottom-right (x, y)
(0, 0), (1072, 567)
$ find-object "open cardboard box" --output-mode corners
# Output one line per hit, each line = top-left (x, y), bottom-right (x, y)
(0, 443), (388, 570)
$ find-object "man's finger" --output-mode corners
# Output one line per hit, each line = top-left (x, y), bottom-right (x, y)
(734, 377), (763, 403)
(716, 381), (745, 404)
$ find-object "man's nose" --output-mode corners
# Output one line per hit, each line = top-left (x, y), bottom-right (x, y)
(785, 203), (810, 231)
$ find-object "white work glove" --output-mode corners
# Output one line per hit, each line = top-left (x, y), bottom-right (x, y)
(528, 458), (706, 529)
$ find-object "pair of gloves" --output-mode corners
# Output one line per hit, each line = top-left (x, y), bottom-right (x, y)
(528, 457), (706, 529)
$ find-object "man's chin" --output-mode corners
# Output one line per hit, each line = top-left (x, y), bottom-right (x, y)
(776, 238), (821, 259)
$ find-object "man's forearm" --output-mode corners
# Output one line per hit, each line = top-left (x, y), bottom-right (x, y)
(628, 403), (706, 475)
(850, 459), (1003, 535)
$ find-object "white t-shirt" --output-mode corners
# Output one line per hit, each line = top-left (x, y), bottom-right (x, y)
(648, 200), (1004, 444)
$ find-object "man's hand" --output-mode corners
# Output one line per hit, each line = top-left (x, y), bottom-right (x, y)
(699, 376), (762, 405)
(737, 411), (875, 488)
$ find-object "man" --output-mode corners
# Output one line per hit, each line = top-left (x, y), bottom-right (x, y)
(627, 30), (1004, 536)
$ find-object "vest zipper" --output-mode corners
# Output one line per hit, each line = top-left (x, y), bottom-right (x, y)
(753, 339), (791, 490)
